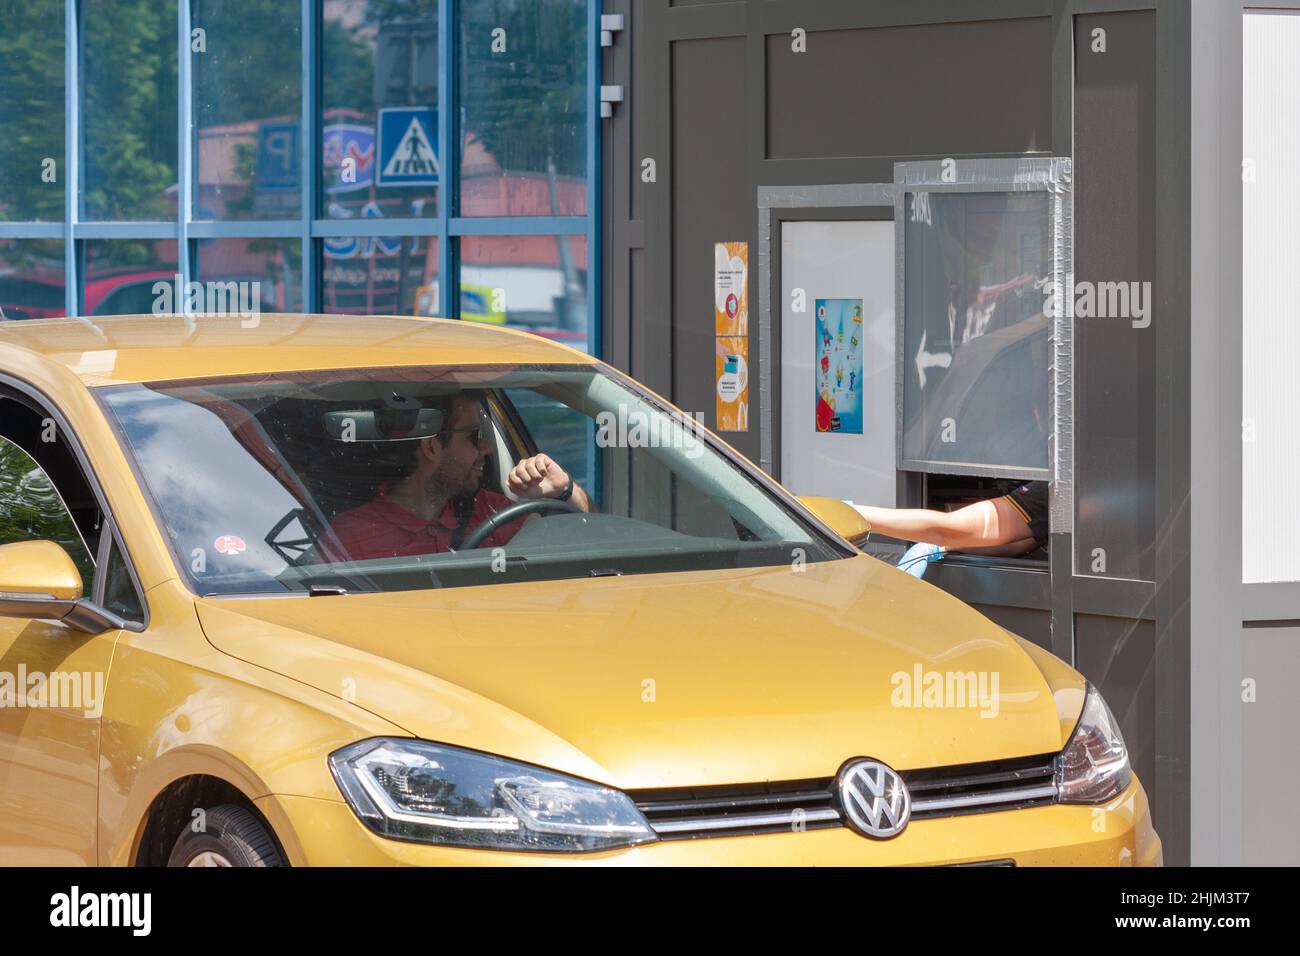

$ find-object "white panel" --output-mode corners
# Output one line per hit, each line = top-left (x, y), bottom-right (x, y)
(779, 220), (895, 505)
(1243, 12), (1300, 583)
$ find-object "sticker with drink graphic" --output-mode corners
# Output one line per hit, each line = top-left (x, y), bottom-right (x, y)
(715, 337), (749, 432)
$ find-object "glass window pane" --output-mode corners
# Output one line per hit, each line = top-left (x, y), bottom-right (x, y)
(901, 190), (1050, 474)
(192, 0), (302, 220)
(82, 0), (179, 221)
(84, 240), (179, 316)
(504, 388), (595, 507)
(99, 367), (839, 595)
(322, 0), (438, 221)
(321, 235), (437, 315)
(0, 239), (65, 320)
(0, 0), (64, 221)
(459, 234), (588, 350)
(195, 238), (302, 313)
(102, 538), (145, 624)
(460, 0), (587, 216)
(0, 434), (95, 586)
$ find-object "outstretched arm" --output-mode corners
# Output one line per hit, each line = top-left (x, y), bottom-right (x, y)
(852, 496), (1035, 554)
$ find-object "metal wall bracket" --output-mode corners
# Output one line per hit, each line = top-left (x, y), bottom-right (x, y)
(600, 84), (624, 119)
(600, 13), (625, 47)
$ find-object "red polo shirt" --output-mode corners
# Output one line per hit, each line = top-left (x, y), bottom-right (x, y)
(329, 487), (529, 561)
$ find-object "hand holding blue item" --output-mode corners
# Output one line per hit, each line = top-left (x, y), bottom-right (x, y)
(897, 541), (945, 579)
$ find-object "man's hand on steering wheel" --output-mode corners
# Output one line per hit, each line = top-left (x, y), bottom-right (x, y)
(507, 453), (587, 511)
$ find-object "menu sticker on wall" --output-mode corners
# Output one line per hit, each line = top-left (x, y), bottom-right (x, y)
(714, 242), (748, 336)
(713, 241), (749, 432)
(715, 337), (749, 432)
(814, 298), (863, 434)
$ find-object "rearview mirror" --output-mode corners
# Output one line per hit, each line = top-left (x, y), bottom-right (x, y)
(797, 496), (871, 547)
(0, 540), (129, 634)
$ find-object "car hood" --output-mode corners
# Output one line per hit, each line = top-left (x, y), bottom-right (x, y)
(195, 554), (1084, 790)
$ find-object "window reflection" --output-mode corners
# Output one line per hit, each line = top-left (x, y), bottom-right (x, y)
(192, 0), (302, 220)
(901, 191), (1051, 472)
(322, 0), (439, 221)
(459, 235), (587, 349)
(0, 0), (64, 222)
(322, 235), (437, 316)
(0, 435), (95, 586)
(0, 240), (65, 321)
(82, 0), (178, 221)
(84, 240), (179, 316)
(195, 238), (303, 313)
(460, 0), (587, 217)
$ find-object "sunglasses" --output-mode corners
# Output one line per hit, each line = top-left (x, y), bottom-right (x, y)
(441, 407), (494, 447)
(444, 425), (485, 446)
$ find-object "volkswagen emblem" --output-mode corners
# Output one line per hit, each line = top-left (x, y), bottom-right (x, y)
(837, 759), (911, 839)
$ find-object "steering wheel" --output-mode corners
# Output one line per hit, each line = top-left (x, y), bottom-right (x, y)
(459, 497), (585, 550)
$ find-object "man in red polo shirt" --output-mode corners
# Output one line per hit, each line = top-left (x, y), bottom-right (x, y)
(329, 391), (591, 561)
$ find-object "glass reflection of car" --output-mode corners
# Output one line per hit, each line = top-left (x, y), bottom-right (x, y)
(0, 274), (66, 321)
(0, 313), (1160, 866)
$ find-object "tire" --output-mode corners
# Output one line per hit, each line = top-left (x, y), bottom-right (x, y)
(166, 804), (286, 867)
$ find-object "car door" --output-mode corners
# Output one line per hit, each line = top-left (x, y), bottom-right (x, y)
(0, 400), (145, 865)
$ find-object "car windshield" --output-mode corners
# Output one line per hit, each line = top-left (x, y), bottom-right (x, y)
(99, 364), (846, 595)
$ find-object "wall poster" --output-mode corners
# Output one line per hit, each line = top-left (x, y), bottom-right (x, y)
(715, 336), (749, 432)
(714, 241), (749, 431)
(814, 298), (863, 433)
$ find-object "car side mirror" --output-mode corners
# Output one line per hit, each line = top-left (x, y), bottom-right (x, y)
(0, 540), (129, 634)
(797, 496), (871, 547)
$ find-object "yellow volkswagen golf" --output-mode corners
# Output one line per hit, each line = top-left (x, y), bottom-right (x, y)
(0, 313), (1160, 867)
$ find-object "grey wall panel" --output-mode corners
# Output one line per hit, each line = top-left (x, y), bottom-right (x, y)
(765, 18), (1052, 160)
(630, 0), (646, 224)
(1153, 0), (1192, 868)
(1075, 613), (1158, 834)
(670, 36), (761, 462)
(1241, 626), (1299, 865)
(1073, 11), (1157, 582)
(611, 0), (1193, 862)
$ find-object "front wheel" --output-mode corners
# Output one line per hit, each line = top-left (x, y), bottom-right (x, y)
(166, 804), (286, 867)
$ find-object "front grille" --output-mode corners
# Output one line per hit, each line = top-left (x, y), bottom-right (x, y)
(630, 753), (1059, 841)
(905, 752), (1058, 819)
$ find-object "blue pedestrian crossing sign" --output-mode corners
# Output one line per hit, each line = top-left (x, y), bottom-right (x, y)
(376, 107), (439, 187)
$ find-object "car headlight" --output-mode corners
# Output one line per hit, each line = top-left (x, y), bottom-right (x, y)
(329, 738), (657, 852)
(1056, 683), (1132, 803)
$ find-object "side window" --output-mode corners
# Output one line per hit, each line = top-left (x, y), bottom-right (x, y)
(101, 537), (145, 625)
(900, 188), (1051, 475)
(500, 389), (597, 506)
(0, 433), (97, 586)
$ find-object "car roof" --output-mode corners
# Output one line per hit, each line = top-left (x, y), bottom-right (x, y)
(0, 313), (598, 387)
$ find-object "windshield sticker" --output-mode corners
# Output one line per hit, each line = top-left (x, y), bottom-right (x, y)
(213, 534), (248, 556)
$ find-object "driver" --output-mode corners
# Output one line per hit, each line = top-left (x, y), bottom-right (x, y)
(329, 391), (590, 561)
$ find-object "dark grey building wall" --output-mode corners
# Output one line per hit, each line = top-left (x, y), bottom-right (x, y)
(601, 0), (1191, 864)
